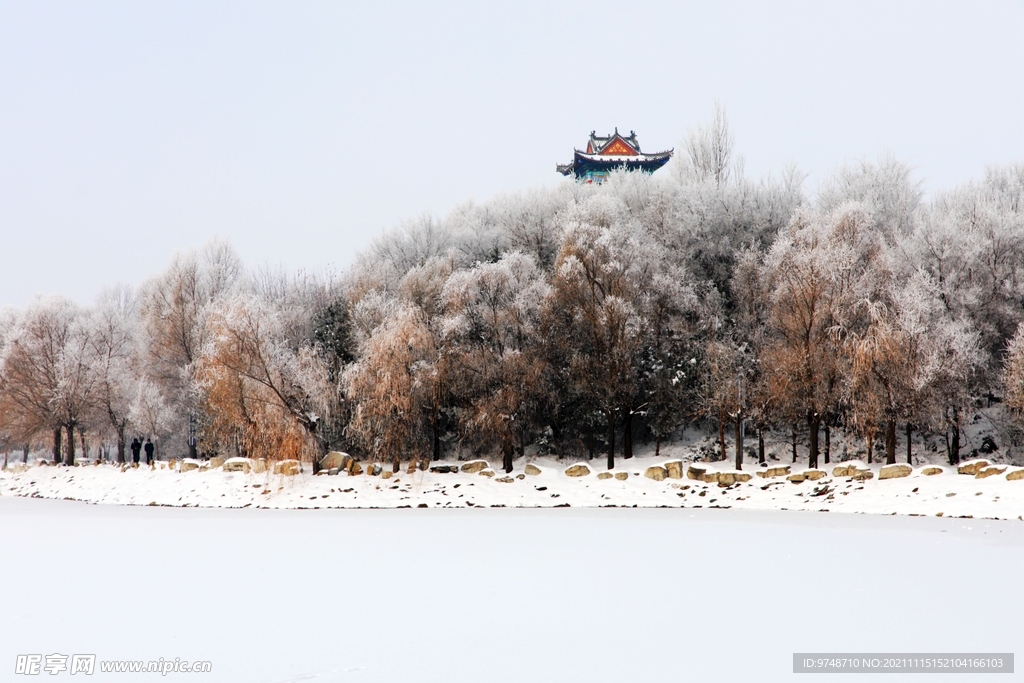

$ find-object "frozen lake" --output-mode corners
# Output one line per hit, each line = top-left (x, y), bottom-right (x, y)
(1, 498), (1021, 682)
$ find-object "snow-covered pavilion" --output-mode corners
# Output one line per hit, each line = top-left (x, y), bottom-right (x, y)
(556, 129), (672, 183)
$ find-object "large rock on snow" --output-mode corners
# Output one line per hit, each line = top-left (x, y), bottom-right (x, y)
(804, 469), (827, 481)
(565, 463), (591, 477)
(851, 469), (874, 481)
(495, 476), (515, 483)
(597, 472), (614, 480)
(787, 473), (806, 483)
(1006, 469), (1024, 481)
(958, 459), (990, 475)
(664, 460), (683, 479)
(461, 460), (488, 474)
(879, 464), (912, 480)
(921, 467), (943, 476)
(976, 466), (1006, 479)
(687, 465), (708, 480)
(478, 469), (495, 478)
(644, 466), (668, 481)
(223, 457), (251, 473)
(832, 464), (856, 477)
(254, 458), (267, 474)
(273, 459), (301, 476)
(381, 470), (393, 480)
(524, 464), (542, 476)
(429, 464), (456, 474)
(179, 459), (201, 473)
(348, 462), (363, 476)
(716, 472), (752, 486)
(319, 451), (350, 472)
(208, 457), (225, 469)
(757, 465), (791, 479)
(366, 464), (382, 476)
(614, 472), (629, 481)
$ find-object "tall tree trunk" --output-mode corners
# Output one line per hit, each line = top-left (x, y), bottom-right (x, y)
(867, 432), (874, 464)
(885, 418), (896, 465)
(655, 434), (662, 458)
(53, 427), (63, 465)
(791, 425), (797, 463)
(502, 436), (514, 474)
(905, 423), (913, 464)
(623, 409), (633, 460)
(718, 413), (727, 462)
(606, 410), (616, 471)
(757, 428), (765, 465)
(807, 411), (820, 470)
(951, 421), (961, 465)
(824, 423), (831, 464)
(23, 444), (29, 464)
(116, 427), (126, 464)
(734, 414), (743, 471)
(432, 409), (441, 462)
(65, 423), (76, 467)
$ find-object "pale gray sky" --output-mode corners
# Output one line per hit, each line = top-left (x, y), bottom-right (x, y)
(1, 1), (1022, 308)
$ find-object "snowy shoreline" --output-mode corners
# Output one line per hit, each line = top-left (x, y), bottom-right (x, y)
(3, 455), (1024, 521)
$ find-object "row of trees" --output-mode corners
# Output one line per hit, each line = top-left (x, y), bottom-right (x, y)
(3, 112), (1024, 471)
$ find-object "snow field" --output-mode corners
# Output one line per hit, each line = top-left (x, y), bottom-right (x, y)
(4, 455), (1024, 520)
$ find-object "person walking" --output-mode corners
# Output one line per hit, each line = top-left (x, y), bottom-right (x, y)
(130, 438), (142, 466)
(144, 438), (155, 466)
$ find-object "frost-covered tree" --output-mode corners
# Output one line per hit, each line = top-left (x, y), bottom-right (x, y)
(0, 297), (97, 465)
(139, 240), (242, 457)
(441, 252), (550, 472)
(89, 285), (141, 463)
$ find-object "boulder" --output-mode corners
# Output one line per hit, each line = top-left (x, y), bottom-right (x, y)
(366, 464), (382, 476)
(921, 467), (943, 476)
(702, 472), (722, 484)
(381, 470), (393, 480)
(461, 460), (489, 474)
(787, 473), (806, 483)
(208, 457), (225, 469)
(687, 465), (707, 480)
(717, 472), (736, 486)
(479, 469), (495, 478)
(614, 472), (629, 481)
(804, 469), (826, 481)
(976, 466), (1006, 479)
(1006, 469), (1024, 481)
(319, 451), (351, 472)
(429, 464), (456, 474)
(273, 459), (301, 476)
(664, 460), (683, 479)
(167, 459), (177, 471)
(348, 463), (363, 476)
(597, 472), (614, 480)
(253, 458), (267, 474)
(565, 463), (591, 477)
(832, 464), (856, 477)
(516, 473), (525, 480)
(644, 466), (668, 481)
(524, 464), (542, 476)
(879, 464), (912, 480)
(756, 465), (791, 479)
(957, 460), (990, 475)
(851, 469), (874, 481)
(495, 476), (515, 483)
(223, 457), (251, 473)
(179, 459), (201, 473)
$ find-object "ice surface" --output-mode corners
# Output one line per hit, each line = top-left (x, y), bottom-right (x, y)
(1, 497), (1022, 682)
